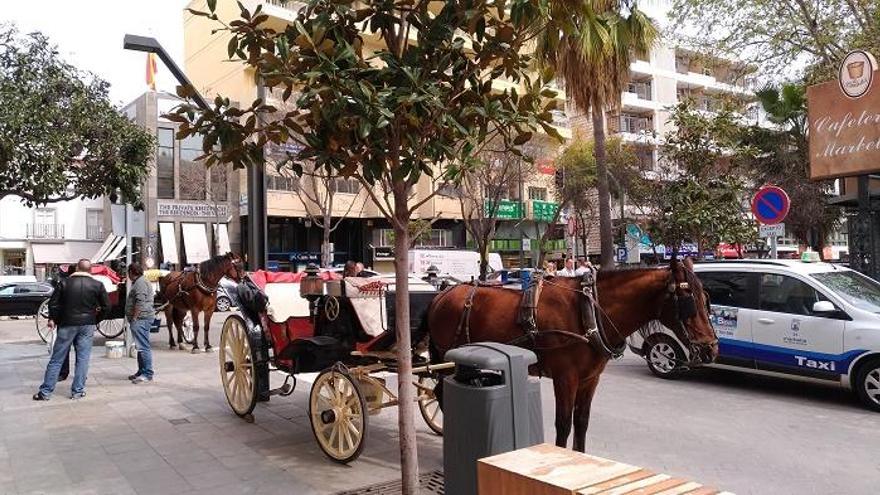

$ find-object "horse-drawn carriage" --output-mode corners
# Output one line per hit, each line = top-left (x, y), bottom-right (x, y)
(219, 268), (447, 463)
(36, 265), (128, 343)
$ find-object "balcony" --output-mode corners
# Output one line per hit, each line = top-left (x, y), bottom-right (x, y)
(86, 224), (104, 241)
(625, 81), (652, 101)
(27, 224), (65, 239)
(618, 114), (653, 134)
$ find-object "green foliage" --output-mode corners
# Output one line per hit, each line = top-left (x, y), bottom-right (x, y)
(641, 100), (756, 253)
(742, 84), (839, 247)
(0, 26), (154, 206)
(670, 0), (877, 83)
(172, 0), (558, 201)
(555, 135), (641, 203)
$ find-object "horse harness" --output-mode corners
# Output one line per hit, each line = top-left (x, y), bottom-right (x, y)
(159, 271), (219, 311)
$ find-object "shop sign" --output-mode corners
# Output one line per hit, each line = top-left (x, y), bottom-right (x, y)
(531, 200), (558, 222)
(374, 247), (394, 259)
(486, 200), (523, 220)
(158, 202), (229, 218)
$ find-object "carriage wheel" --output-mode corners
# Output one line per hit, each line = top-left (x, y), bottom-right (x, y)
(219, 316), (257, 417)
(35, 300), (51, 343)
(97, 318), (126, 339)
(417, 375), (443, 436)
(309, 368), (368, 464)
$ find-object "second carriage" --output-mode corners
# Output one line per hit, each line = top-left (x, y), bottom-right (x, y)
(218, 267), (447, 463)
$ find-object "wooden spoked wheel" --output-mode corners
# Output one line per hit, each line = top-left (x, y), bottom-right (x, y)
(35, 300), (51, 343)
(219, 316), (257, 417)
(417, 375), (443, 436)
(309, 369), (368, 464)
(97, 318), (126, 339)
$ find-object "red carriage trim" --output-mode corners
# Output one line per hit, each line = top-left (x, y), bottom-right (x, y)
(58, 264), (122, 284)
(248, 269), (341, 290)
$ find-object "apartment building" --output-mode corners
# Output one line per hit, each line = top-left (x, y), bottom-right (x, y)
(182, 0), (568, 270)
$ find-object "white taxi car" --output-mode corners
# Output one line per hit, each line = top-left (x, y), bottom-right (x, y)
(628, 258), (880, 412)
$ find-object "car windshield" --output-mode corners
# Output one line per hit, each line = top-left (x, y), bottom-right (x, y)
(812, 271), (880, 313)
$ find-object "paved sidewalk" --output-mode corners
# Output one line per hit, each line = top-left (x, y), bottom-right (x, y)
(0, 317), (442, 495)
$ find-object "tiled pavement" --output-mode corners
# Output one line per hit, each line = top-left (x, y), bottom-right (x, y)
(0, 318), (442, 495)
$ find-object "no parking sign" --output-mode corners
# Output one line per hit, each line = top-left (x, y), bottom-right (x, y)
(751, 186), (790, 225)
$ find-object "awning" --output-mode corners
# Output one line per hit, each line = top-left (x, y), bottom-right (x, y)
(182, 223), (210, 264)
(34, 242), (104, 264)
(159, 222), (179, 265)
(214, 224), (231, 255)
(92, 235), (125, 263)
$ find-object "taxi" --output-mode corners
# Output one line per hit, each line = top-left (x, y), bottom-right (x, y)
(628, 254), (880, 411)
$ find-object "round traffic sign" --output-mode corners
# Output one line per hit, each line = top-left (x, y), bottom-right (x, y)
(751, 186), (790, 225)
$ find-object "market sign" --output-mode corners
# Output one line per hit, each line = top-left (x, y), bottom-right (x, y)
(485, 199), (523, 219)
(531, 200), (558, 222)
(808, 50), (880, 179)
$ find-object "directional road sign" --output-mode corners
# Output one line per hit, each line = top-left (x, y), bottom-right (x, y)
(751, 186), (790, 225)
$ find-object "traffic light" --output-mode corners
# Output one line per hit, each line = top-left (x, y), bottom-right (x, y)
(554, 167), (565, 190)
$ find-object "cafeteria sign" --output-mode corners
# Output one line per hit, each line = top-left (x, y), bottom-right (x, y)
(808, 50), (880, 179)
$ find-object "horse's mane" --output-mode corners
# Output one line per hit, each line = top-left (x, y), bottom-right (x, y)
(199, 253), (232, 279)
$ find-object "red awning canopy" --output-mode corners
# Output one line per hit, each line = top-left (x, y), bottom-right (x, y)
(248, 270), (340, 290)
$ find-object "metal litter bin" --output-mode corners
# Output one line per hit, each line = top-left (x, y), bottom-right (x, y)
(443, 342), (544, 495)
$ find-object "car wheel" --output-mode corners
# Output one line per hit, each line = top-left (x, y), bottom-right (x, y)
(854, 358), (880, 412)
(644, 335), (686, 379)
(216, 295), (231, 313)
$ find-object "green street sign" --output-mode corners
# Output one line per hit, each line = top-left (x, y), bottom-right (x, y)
(531, 200), (558, 222)
(485, 199), (523, 219)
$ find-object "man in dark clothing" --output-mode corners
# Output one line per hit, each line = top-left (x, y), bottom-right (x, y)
(34, 259), (110, 400)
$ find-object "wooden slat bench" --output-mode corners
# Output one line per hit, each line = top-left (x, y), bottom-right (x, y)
(477, 443), (733, 495)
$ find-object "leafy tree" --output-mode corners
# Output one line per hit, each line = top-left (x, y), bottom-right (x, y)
(741, 84), (840, 250)
(535, 0), (658, 269)
(670, 0), (878, 83)
(171, 1), (557, 490)
(0, 25), (153, 206)
(639, 100), (756, 256)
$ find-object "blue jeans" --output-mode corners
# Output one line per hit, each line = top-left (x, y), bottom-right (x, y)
(130, 318), (154, 379)
(40, 325), (94, 397)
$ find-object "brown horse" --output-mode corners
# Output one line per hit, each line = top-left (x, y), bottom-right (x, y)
(158, 253), (244, 353)
(424, 258), (718, 452)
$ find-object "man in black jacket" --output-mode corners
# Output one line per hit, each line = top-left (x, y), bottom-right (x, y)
(34, 259), (110, 400)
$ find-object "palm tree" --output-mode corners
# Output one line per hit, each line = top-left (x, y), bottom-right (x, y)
(536, 0), (658, 269)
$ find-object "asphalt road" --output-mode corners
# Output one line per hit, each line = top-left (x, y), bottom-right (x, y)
(1, 315), (878, 494)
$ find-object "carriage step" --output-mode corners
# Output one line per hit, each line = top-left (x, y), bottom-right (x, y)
(333, 470), (444, 495)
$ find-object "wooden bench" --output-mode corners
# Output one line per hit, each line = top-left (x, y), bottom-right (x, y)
(478, 443), (732, 495)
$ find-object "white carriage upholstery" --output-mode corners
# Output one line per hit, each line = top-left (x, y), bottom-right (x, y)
(264, 283), (310, 322)
(344, 277), (387, 337)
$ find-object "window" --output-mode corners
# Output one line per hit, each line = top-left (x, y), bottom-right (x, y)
(626, 80), (652, 100)
(210, 165), (228, 201)
(759, 274), (824, 316)
(374, 228), (453, 248)
(813, 271), (880, 313)
(698, 272), (758, 309)
(179, 135), (205, 200)
(528, 187), (547, 201)
(437, 182), (461, 198)
(675, 55), (690, 74)
(267, 174), (299, 192)
(332, 178), (360, 194)
(620, 114), (652, 133)
(0, 286), (13, 296)
(86, 209), (103, 240)
(156, 128), (175, 199)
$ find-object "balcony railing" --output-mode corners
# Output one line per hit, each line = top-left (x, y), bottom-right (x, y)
(625, 81), (652, 100)
(86, 224), (104, 241)
(264, 0), (301, 9)
(27, 224), (65, 239)
(619, 115), (653, 134)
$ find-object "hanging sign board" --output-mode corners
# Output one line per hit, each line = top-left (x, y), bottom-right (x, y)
(808, 50), (880, 179)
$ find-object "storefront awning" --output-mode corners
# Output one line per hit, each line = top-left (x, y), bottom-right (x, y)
(159, 222), (179, 265)
(182, 223), (210, 264)
(34, 242), (105, 264)
(215, 224), (231, 255)
(91, 235), (125, 263)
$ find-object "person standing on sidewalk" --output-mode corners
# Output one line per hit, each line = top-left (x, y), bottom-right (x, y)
(34, 259), (110, 400)
(126, 263), (156, 383)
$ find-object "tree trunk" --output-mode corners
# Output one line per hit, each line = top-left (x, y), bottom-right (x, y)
(322, 215), (332, 268)
(478, 240), (489, 281)
(392, 185), (419, 494)
(592, 100), (614, 270)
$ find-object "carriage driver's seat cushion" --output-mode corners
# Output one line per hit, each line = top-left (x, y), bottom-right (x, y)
(264, 283), (310, 322)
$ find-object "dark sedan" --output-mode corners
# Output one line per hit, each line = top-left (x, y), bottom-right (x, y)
(0, 282), (53, 317)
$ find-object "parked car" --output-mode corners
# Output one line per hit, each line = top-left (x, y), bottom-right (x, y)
(0, 282), (53, 317)
(216, 277), (238, 312)
(628, 259), (880, 412)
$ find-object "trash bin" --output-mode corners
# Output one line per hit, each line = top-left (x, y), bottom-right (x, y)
(443, 342), (544, 495)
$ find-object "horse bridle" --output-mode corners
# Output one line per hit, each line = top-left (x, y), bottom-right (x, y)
(666, 261), (711, 360)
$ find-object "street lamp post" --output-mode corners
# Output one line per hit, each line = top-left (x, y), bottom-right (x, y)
(122, 34), (267, 270)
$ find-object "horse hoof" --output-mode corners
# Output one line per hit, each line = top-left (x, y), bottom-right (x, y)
(169, 344), (176, 350)
(204, 346), (214, 353)
(178, 344), (186, 351)
(191, 347), (201, 354)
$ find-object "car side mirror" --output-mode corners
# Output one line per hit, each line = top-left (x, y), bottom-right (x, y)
(812, 301), (836, 313)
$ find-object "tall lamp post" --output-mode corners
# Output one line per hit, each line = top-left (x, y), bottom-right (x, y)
(122, 34), (267, 270)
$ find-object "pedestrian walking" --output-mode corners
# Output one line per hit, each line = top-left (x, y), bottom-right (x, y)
(557, 258), (578, 277)
(575, 258), (593, 276)
(33, 259), (109, 400)
(126, 263), (156, 383)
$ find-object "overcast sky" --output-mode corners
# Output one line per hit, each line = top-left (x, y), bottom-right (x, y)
(2, 1), (191, 106)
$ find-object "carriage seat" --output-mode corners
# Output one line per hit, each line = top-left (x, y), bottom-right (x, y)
(264, 283), (310, 322)
(343, 277), (387, 337)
